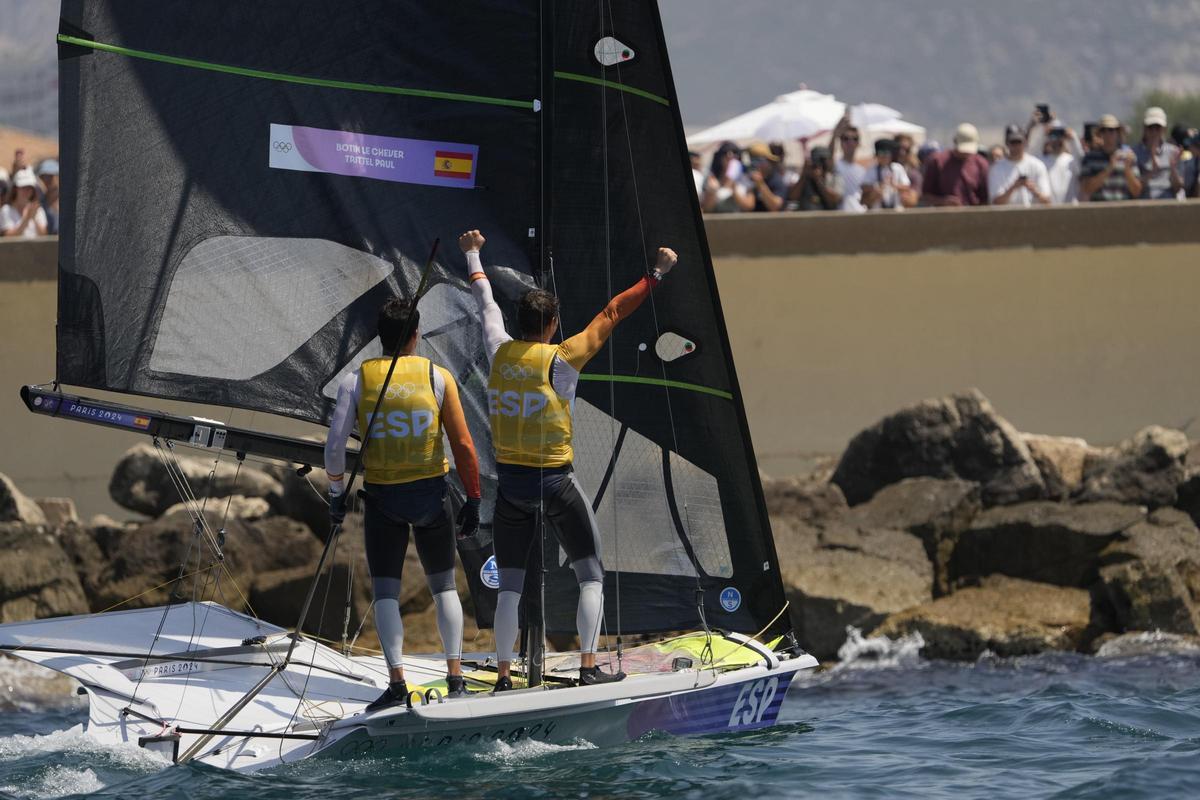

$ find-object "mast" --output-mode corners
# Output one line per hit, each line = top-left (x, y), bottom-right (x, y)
(522, 0), (556, 689)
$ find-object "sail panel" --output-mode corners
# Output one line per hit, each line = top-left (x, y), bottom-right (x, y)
(58, 0), (541, 423)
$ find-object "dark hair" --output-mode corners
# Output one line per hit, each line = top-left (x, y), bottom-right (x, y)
(377, 297), (419, 354)
(517, 289), (559, 338)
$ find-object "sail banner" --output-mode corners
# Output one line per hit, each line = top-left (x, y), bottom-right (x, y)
(268, 124), (479, 189)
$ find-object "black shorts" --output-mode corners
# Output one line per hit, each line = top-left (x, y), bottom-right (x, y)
(362, 476), (456, 581)
(493, 464), (603, 576)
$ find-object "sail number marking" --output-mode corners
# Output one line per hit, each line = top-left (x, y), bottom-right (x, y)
(728, 677), (779, 728)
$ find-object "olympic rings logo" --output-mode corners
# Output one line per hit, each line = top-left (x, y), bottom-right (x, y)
(499, 363), (535, 380)
(272, 141), (293, 153)
(383, 382), (417, 400)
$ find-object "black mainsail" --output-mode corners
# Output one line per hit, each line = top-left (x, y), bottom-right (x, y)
(44, 0), (788, 641)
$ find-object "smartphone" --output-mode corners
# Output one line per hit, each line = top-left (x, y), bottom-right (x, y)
(1036, 104), (1050, 122)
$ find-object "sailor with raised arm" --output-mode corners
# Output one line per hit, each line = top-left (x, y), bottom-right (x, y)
(324, 297), (483, 710)
(459, 229), (678, 690)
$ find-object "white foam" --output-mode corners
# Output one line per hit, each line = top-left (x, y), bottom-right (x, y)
(833, 626), (925, 670)
(1096, 630), (1200, 659)
(473, 737), (596, 765)
(0, 725), (168, 772)
(0, 766), (105, 799)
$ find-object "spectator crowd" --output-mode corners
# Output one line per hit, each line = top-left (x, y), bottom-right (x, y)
(0, 148), (58, 238)
(694, 107), (1200, 214)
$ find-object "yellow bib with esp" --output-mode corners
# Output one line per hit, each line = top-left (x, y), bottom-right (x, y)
(487, 341), (573, 467)
(356, 356), (447, 484)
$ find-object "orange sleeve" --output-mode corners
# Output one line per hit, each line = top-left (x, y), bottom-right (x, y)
(439, 370), (482, 499)
(558, 275), (658, 371)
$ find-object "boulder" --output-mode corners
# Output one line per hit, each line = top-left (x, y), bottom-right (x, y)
(0, 473), (47, 525)
(873, 576), (1092, 660)
(782, 545), (931, 662)
(34, 498), (78, 527)
(842, 477), (980, 596)
(1023, 434), (1094, 501)
(950, 501), (1145, 588)
(109, 443), (283, 517)
(84, 512), (322, 612)
(0, 523), (89, 621)
(831, 389), (1045, 508)
(1097, 508), (1200, 635)
(263, 461), (336, 541)
(1076, 426), (1189, 509)
(1094, 630), (1200, 658)
(1174, 467), (1200, 528)
(160, 495), (271, 522)
(762, 476), (847, 526)
(250, 562), (373, 641)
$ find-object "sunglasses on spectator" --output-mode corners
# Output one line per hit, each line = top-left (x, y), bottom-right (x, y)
(1006, 138), (1023, 145)
(1146, 124), (1164, 130)
(840, 135), (859, 142)
(1100, 127), (1119, 133)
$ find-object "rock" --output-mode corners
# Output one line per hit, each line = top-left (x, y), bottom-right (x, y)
(763, 476), (847, 526)
(842, 477), (981, 596)
(1097, 508), (1200, 635)
(1174, 467), (1200, 528)
(109, 443), (283, 517)
(830, 389), (1045, 508)
(250, 562), (373, 641)
(817, 522), (931, 578)
(34, 498), (78, 527)
(1023, 434), (1094, 501)
(874, 576), (1092, 660)
(782, 547), (931, 662)
(160, 495), (271, 522)
(84, 512), (322, 612)
(0, 473), (47, 525)
(1094, 630), (1200, 658)
(0, 523), (89, 621)
(950, 501), (1145, 588)
(263, 461), (336, 541)
(1077, 425), (1189, 509)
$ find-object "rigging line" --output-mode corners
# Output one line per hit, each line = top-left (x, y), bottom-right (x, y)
(577, 373), (732, 400)
(57, 35), (536, 111)
(707, 602), (791, 669)
(596, 0), (621, 673)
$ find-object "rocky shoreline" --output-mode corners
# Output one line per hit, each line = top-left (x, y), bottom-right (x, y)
(2, 387), (1198, 663)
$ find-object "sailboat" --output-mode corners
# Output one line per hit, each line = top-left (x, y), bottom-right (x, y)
(2, 0), (818, 772)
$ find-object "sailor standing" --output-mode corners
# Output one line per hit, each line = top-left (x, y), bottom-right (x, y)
(324, 297), (483, 711)
(459, 229), (677, 690)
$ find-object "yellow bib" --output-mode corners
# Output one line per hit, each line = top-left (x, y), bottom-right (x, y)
(487, 341), (573, 467)
(356, 356), (447, 484)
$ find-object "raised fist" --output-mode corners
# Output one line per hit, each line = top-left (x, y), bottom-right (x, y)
(458, 229), (485, 253)
(653, 247), (678, 277)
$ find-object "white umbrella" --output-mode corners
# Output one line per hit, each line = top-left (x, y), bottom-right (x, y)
(687, 89), (843, 147)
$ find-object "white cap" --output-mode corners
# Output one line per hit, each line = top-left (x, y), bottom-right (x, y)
(953, 123), (980, 154)
(12, 169), (38, 189)
(1143, 106), (1167, 127)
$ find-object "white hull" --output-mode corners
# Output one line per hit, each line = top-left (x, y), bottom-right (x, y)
(0, 602), (817, 772)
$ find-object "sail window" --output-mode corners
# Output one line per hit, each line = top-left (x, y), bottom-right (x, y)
(149, 237), (391, 380)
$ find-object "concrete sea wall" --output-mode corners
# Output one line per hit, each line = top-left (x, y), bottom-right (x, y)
(2, 200), (1199, 515)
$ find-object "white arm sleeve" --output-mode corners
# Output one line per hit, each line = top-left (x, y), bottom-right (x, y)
(324, 371), (361, 490)
(467, 250), (512, 367)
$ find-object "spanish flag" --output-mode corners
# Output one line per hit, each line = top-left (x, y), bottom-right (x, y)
(434, 150), (473, 179)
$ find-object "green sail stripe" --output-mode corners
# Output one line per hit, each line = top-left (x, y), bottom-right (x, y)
(553, 70), (670, 107)
(578, 373), (732, 400)
(58, 35), (536, 110)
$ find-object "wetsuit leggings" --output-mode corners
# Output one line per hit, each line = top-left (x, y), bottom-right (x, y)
(492, 464), (605, 662)
(363, 476), (463, 669)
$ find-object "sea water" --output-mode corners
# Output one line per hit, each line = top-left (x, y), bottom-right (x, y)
(2, 633), (1198, 800)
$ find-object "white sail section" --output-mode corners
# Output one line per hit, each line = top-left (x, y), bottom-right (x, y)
(149, 237), (394, 379)
(572, 400), (733, 578)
